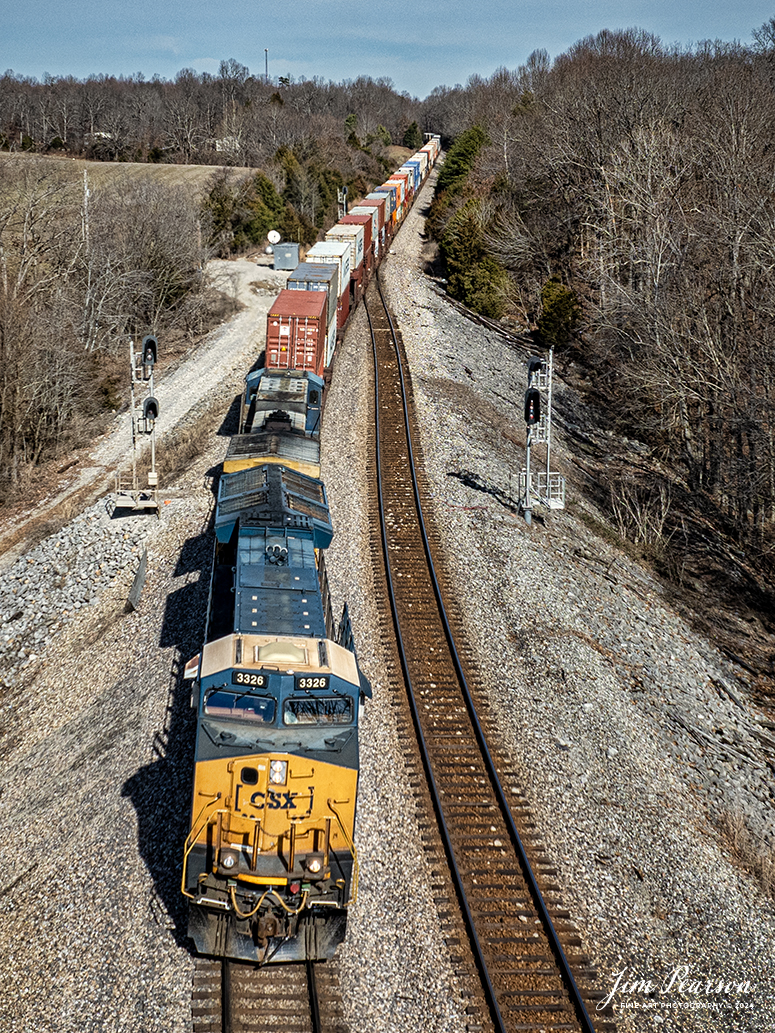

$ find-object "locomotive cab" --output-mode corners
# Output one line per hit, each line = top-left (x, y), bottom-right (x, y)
(182, 633), (367, 963)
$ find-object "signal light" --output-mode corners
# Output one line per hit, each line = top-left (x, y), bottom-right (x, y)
(528, 356), (544, 383)
(141, 335), (157, 367)
(143, 397), (159, 423)
(524, 388), (541, 426)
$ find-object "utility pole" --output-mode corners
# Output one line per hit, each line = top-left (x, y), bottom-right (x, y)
(523, 375), (541, 525)
(265, 49), (268, 85)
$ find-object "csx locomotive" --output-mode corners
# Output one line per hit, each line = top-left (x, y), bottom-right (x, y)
(181, 137), (440, 965)
(181, 370), (370, 964)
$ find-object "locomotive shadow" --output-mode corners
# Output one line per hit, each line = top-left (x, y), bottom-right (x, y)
(217, 393), (242, 437)
(121, 524), (213, 952)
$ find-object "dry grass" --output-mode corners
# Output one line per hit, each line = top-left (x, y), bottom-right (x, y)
(0, 151), (256, 196)
(718, 805), (775, 898)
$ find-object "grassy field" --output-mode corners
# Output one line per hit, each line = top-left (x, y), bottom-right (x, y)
(0, 151), (256, 195)
(0, 147), (415, 195)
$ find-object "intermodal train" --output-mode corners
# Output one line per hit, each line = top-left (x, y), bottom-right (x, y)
(180, 135), (441, 965)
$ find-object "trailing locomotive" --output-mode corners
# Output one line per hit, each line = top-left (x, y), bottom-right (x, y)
(181, 136), (440, 966)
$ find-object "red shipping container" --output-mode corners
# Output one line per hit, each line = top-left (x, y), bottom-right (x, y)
(337, 286), (351, 330)
(266, 289), (328, 377)
(354, 196), (386, 230)
(341, 213), (374, 274)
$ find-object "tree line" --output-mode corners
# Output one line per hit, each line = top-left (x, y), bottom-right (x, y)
(0, 63), (424, 167)
(0, 162), (212, 497)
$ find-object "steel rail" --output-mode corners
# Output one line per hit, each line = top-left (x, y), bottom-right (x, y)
(216, 957), (323, 1033)
(221, 960), (233, 1033)
(307, 960), (322, 1033)
(370, 267), (598, 1033)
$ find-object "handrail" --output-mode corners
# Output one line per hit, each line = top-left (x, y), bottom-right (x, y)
(180, 797), (224, 899)
(326, 799), (359, 904)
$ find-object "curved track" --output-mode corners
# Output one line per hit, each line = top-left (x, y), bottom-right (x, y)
(365, 269), (614, 1033)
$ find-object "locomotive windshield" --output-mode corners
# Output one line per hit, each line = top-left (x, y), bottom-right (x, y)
(283, 697), (353, 725)
(204, 690), (276, 724)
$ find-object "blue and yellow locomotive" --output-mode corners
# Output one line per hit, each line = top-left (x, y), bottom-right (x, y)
(182, 369), (370, 964)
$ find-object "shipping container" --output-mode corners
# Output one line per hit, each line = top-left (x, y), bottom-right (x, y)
(402, 160), (422, 189)
(412, 151), (429, 175)
(386, 177), (407, 208)
(325, 223), (366, 302)
(385, 181), (406, 222)
(286, 262), (339, 329)
(306, 241), (352, 329)
(349, 205), (382, 256)
(266, 289), (327, 378)
(374, 184), (400, 224)
(340, 213), (374, 271)
(341, 213), (372, 254)
(349, 204), (380, 238)
(325, 314), (337, 366)
(355, 196), (386, 231)
(368, 189), (394, 220)
(325, 223), (365, 271)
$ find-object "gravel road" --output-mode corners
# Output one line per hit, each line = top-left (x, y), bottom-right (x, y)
(0, 258), (289, 572)
(1, 167), (774, 1033)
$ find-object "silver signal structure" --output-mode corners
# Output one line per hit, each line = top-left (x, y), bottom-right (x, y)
(114, 334), (160, 514)
(520, 346), (565, 524)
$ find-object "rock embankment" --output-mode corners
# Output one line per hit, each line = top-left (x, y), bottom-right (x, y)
(0, 502), (151, 685)
(376, 168), (775, 1032)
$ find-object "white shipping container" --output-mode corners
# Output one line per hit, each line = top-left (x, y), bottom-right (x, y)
(412, 151), (429, 174)
(326, 223), (365, 270)
(349, 206), (380, 252)
(326, 313), (337, 366)
(306, 241), (352, 300)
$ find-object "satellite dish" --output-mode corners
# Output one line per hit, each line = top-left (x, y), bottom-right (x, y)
(268, 230), (281, 244)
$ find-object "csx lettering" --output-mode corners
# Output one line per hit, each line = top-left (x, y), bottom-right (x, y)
(249, 790), (297, 810)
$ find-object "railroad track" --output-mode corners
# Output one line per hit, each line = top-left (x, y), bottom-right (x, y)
(364, 269), (615, 1033)
(192, 956), (347, 1032)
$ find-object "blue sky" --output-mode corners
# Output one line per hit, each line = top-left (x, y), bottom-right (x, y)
(3, 0), (775, 98)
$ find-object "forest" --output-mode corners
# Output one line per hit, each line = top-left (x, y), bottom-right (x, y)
(3, 30), (775, 627)
(0, 67), (424, 498)
(422, 26), (775, 624)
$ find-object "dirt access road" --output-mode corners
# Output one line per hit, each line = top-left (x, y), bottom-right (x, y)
(0, 256), (290, 571)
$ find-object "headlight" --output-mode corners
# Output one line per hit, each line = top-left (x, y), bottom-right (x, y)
(269, 760), (287, 785)
(305, 854), (324, 875)
(220, 850), (239, 871)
